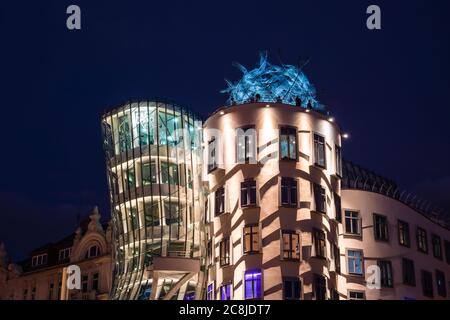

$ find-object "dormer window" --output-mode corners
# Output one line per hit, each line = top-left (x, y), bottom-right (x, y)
(31, 253), (48, 267)
(85, 245), (100, 259)
(58, 248), (72, 261)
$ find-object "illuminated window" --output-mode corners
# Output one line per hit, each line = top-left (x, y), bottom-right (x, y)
(334, 193), (342, 222)
(378, 260), (393, 288)
(208, 138), (217, 172)
(215, 186), (225, 216)
(219, 238), (230, 267)
(207, 283), (214, 300)
(243, 225), (259, 254)
(335, 145), (342, 176)
(313, 183), (326, 213)
(130, 207), (139, 230)
(314, 133), (326, 168)
(421, 270), (433, 298)
(164, 201), (180, 225)
(142, 161), (157, 185)
(144, 202), (160, 227)
(280, 127), (297, 160)
(417, 227), (428, 253)
(281, 177), (297, 207)
(402, 258), (416, 286)
(244, 270), (262, 299)
(241, 179), (257, 207)
(347, 250), (363, 275)
(283, 277), (301, 300)
(160, 162), (179, 185)
(118, 114), (131, 153)
(345, 211), (360, 235)
(348, 291), (365, 300)
(281, 231), (300, 260)
(236, 126), (257, 163)
(373, 214), (389, 241)
(398, 220), (410, 247)
(220, 283), (232, 300)
(313, 229), (326, 258)
(432, 234), (442, 260)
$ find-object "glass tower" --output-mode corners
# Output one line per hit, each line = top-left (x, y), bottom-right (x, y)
(102, 100), (206, 300)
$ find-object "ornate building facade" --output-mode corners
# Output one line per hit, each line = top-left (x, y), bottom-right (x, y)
(0, 207), (113, 300)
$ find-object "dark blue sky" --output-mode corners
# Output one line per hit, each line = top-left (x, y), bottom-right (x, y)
(1, 0), (450, 261)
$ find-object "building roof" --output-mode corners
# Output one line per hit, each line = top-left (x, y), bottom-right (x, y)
(342, 159), (450, 230)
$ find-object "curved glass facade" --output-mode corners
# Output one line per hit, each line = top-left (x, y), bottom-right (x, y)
(102, 100), (206, 300)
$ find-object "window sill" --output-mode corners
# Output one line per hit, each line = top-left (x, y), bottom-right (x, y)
(241, 205), (259, 210)
(313, 163), (327, 170)
(343, 233), (362, 240)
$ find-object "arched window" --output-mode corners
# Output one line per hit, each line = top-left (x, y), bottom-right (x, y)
(85, 245), (100, 259)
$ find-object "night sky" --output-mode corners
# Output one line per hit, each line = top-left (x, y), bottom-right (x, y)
(1, 0), (450, 261)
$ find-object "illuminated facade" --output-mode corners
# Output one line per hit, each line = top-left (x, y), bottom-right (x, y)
(102, 100), (206, 300)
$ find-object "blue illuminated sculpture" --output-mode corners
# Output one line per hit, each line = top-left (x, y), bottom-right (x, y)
(222, 52), (324, 111)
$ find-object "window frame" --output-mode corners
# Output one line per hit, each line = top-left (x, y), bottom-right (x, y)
(243, 224), (260, 254)
(348, 290), (365, 300)
(208, 138), (218, 173)
(397, 220), (410, 247)
(313, 133), (327, 169)
(436, 269), (447, 298)
(344, 210), (361, 236)
(313, 183), (326, 214)
(378, 260), (394, 288)
(313, 228), (326, 259)
(219, 237), (230, 267)
(240, 179), (257, 207)
(281, 230), (301, 261)
(421, 270), (433, 298)
(347, 249), (364, 276)
(280, 177), (298, 207)
(402, 258), (416, 286)
(214, 186), (225, 216)
(373, 213), (389, 242)
(417, 227), (428, 254)
(431, 234), (443, 260)
(283, 277), (302, 300)
(335, 145), (342, 177)
(279, 126), (298, 161)
(244, 269), (263, 300)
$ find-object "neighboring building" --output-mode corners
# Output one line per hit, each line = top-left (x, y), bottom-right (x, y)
(101, 101), (206, 300)
(99, 55), (448, 300)
(0, 207), (113, 300)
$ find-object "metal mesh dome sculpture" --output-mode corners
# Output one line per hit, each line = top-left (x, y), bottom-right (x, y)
(221, 52), (323, 110)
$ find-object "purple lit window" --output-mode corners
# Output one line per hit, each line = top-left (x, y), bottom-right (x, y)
(220, 284), (232, 300)
(207, 283), (214, 300)
(244, 270), (262, 299)
(184, 292), (195, 300)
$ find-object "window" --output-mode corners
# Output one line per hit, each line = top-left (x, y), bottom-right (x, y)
(48, 283), (54, 300)
(402, 258), (415, 286)
(334, 193), (342, 222)
(344, 211), (361, 235)
(432, 234), (442, 260)
(130, 207), (139, 230)
(236, 126), (257, 163)
(125, 168), (135, 191)
(215, 186), (225, 216)
(280, 127), (297, 160)
(313, 274), (326, 300)
(92, 273), (99, 291)
(313, 229), (326, 258)
(417, 227), (428, 253)
(348, 291), (365, 300)
(58, 248), (71, 261)
(207, 239), (213, 265)
(86, 245), (100, 259)
(243, 225), (259, 254)
(118, 114), (131, 153)
(421, 270), (433, 298)
(164, 201), (180, 225)
(347, 250), (363, 275)
(314, 133), (326, 168)
(244, 270), (262, 299)
(206, 283), (214, 300)
(241, 179), (257, 207)
(335, 145), (342, 176)
(445, 240), (450, 265)
(31, 253), (48, 267)
(373, 214), (389, 241)
(82, 275), (89, 293)
(283, 277), (301, 300)
(281, 231), (300, 260)
(208, 138), (217, 172)
(398, 220), (410, 247)
(333, 244), (341, 274)
(142, 161), (157, 185)
(436, 270), (447, 297)
(160, 162), (179, 185)
(378, 260), (393, 288)
(144, 202), (160, 227)
(313, 183), (326, 213)
(280, 177), (297, 207)
(219, 238), (230, 266)
(220, 283), (232, 300)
